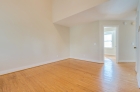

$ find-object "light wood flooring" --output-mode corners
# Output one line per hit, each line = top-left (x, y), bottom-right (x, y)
(0, 58), (139, 92)
(105, 55), (116, 62)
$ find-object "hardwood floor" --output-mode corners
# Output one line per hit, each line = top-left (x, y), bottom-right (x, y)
(105, 55), (116, 62)
(0, 58), (139, 92)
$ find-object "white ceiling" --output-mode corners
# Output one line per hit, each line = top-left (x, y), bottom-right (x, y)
(55, 0), (138, 27)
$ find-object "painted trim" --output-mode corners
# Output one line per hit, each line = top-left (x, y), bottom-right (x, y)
(0, 58), (69, 76)
(135, 65), (137, 72)
(137, 74), (140, 88)
(119, 60), (135, 62)
(104, 54), (116, 56)
(99, 22), (104, 63)
(99, 24), (119, 63)
(70, 57), (101, 63)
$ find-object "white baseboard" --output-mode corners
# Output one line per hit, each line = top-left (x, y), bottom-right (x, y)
(135, 65), (137, 73)
(0, 58), (68, 76)
(70, 57), (101, 63)
(137, 74), (140, 88)
(119, 60), (135, 62)
(104, 54), (116, 56)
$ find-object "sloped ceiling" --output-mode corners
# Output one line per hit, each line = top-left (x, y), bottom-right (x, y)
(54, 0), (138, 27)
(53, 0), (109, 22)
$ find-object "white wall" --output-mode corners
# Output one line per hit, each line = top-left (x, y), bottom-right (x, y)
(70, 21), (100, 62)
(104, 28), (116, 55)
(0, 0), (136, 77)
(100, 20), (136, 62)
(70, 20), (136, 62)
(52, 0), (109, 22)
(136, 0), (140, 88)
(0, 0), (70, 75)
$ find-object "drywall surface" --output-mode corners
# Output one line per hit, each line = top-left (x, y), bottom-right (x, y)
(136, 0), (140, 88)
(70, 21), (100, 62)
(52, 0), (109, 22)
(100, 20), (136, 62)
(0, 0), (70, 74)
(53, 0), (137, 27)
(70, 20), (135, 62)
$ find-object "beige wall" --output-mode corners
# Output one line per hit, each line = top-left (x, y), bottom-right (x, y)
(70, 21), (100, 62)
(0, 0), (70, 74)
(70, 20), (136, 62)
(52, 0), (109, 22)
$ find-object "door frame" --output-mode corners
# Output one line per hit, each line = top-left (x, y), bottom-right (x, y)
(136, 11), (140, 88)
(100, 25), (119, 63)
(136, 11), (140, 72)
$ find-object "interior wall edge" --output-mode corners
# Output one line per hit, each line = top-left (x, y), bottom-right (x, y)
(104, 54), (116, 55)
(119, 60), (136, 62)
(137, 73), (140, 88)
(69, 57), (101, 63)
(0, 58), (69, 76)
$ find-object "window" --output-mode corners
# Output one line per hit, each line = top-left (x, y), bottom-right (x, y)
(104, 34), (113, 48)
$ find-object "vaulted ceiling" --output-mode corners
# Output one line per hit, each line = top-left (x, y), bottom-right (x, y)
(53, 0), (138, 27)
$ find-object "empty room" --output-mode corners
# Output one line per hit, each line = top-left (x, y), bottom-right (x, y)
(0, 0), (140, 92)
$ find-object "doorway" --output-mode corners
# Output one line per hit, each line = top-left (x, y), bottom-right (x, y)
(103, 26), (118, 63)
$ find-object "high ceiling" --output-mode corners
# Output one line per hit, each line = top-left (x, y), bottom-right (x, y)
(54, 0), (138, 27)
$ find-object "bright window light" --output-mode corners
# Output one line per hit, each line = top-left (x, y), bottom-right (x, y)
(104, 34), (112, 48)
